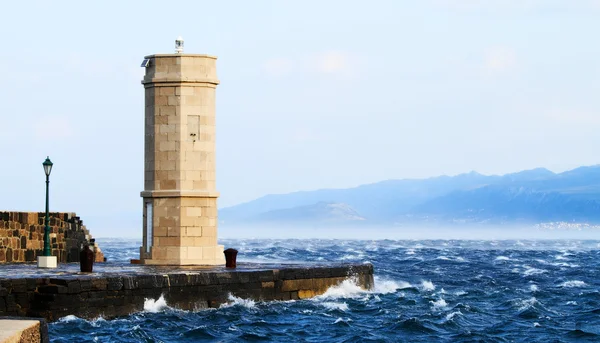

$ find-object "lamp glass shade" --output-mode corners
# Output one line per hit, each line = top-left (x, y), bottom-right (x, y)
(43, 157), (53, 177)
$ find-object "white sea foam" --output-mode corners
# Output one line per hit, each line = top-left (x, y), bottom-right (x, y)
(455, 290), (467, 296)
(333, 317), (352, 324)
(89, 317), (107, 328)
(144, 295), (169, 313)
(321, 302), (349, 311)
(530, 284), (539, 292)
(430, 298), (448, 309)
(405, 249), (416, 255)
(559, 280), (587, 288)
(315, 277), (412, 306)
(220, 294), (256, 309)
(495, 256), (510, 261)
(421, 280), (436, 291)
(534, 322), (541, 327)
(319, 278), (365, 299)
(523, 267), (547, 276)
(436, 256), (450, 260)
(58, 315), (80, 323)
(517, 297), (536, 311)
(566, 301), (578, 305)
(373, 278), (412, 293)
(446, 311), (461, 320)
(340, 254), (364, 260)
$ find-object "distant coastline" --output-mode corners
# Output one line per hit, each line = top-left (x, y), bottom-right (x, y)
(219, 165), (600, 227)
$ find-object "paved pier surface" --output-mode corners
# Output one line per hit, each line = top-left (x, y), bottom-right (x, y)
(0, 317), (48, 343)
(0, 263), (373, 322)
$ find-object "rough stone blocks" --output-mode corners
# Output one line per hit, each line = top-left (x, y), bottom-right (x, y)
(141, 53), (223, 266)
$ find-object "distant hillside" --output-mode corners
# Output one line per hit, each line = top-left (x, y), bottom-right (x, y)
(219, 165), (600, 226)
(256, 202), (365, 223)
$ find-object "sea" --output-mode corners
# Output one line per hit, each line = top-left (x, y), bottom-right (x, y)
(48, 237), (600, 342)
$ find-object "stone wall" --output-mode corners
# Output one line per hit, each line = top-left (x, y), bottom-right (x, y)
(0, 212), (103, 264)
(0, 264), (374, 321)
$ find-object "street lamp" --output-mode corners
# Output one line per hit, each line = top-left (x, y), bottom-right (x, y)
(42, 157), (53, 256)
(38, 156), (57, 268)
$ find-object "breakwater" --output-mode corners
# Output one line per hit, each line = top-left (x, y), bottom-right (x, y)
(0, 263), (373, 322)
(0, 212), (103, 263)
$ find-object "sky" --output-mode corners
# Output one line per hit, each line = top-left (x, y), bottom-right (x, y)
(1, 0), (600, 236)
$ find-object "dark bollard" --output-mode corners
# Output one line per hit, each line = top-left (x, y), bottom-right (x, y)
(80, 243), (94, 273)
(224, 248), (238, 268)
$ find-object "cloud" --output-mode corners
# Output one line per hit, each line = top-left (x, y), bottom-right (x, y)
(263, 57), (294, 77)
(483, 46), (517, 73)
(313, 51), (351, 74)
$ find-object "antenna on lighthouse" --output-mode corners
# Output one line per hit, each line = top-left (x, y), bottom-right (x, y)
(175, 36), (184, 53)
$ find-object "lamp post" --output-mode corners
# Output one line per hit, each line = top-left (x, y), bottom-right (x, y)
(42, 157), (53, 256)
(38, 156), (57, 268)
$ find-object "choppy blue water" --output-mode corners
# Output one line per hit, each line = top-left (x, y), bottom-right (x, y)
(49, 238), (600, 342)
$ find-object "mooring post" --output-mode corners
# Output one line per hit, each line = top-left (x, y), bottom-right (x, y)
(224, 248), (238, 268)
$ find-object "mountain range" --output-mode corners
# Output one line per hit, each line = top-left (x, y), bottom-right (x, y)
(219, 165), (600, 226)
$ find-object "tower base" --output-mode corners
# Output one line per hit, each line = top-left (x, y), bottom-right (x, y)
(140, 245), (225, 265)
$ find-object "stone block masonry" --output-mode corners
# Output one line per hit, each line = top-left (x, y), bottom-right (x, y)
(0, 263), (373, 321)
(0, 212), (103, 264)
(140, 53), (224, 265)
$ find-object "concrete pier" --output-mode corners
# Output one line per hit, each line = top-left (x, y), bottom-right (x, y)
(0, 317), (48, 343)
(0, 263), (373, 322)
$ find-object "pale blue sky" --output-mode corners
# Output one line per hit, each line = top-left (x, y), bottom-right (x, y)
(1, 1), (600, 236)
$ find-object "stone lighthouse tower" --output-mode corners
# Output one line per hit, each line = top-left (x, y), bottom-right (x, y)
(139, 37), (225, 265)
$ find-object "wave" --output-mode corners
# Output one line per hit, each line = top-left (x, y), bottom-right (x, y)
(320, 302), (349, 311)
(220, 294), (256, 309)
(57, 315), (80, 323)
(317, 277), (413, 301)
(318, 278), (366, 299)
(421, 280), (436, 291)
(517, 297), (539, 312)
(373, 277), (413, 293)
(333, 317), (352, 324)
(430, 298), (448, 309)
(523, 267), (547, 276)
(445, 311), (462, 321)
(143, 295), (169, 313)
(391, 317), (436, 334)
(559, 280), (587, 288)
